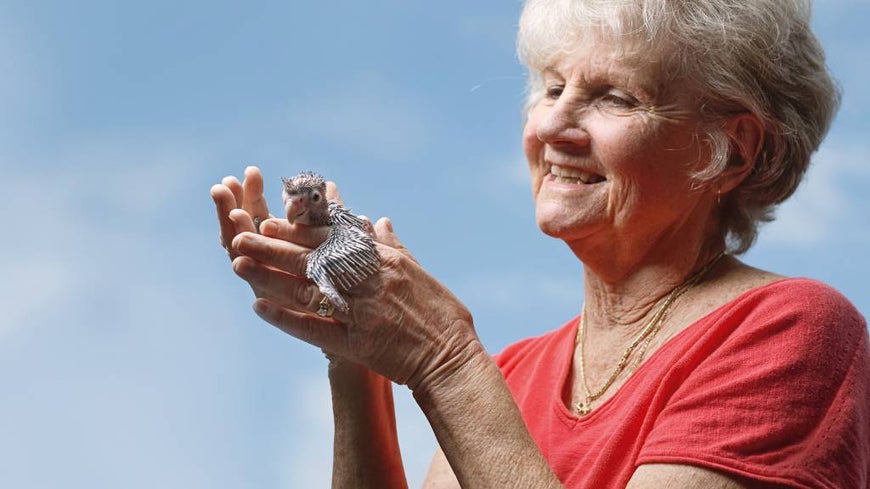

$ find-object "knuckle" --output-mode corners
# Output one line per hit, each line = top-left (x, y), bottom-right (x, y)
(286, 249), (308, 276)
(233, 232), (255, 253)
(378, 247), (407, 271)
(295, 281), (317, 308)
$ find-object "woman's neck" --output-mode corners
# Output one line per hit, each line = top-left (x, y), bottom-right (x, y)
(576, 238), (727, 334)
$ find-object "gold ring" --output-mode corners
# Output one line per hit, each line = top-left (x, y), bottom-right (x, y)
(317, 296), (335, 317)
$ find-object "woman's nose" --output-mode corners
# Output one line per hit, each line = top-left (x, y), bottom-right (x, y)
(535, 100), (591, 149)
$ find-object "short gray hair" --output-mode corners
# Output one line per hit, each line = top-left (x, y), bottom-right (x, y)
(518, 0), (841, 253)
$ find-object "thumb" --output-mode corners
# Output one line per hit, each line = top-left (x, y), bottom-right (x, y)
(374, 217), (418, 263)
(325, 181), (345, 206)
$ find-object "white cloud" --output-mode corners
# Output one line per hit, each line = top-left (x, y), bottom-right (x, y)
(0, 133), (210, 334)
(42, 135), (206, 216)
(277, 371), (439, 486)
(285, 74), (431, 165)
(817, 0), (870, 10)
(759, 142), (870, 246)
(278, 375), (334, 487)
(502, 153), (532, 188)
(0, 133), (256, 486)
(394, 387), (440, 488)
(477, 152), (534, 217)
(454, 11), (518, 49)
(0, 15), (43, 128)
(0, 257), (75, 338)
(458, 270), (582, 310)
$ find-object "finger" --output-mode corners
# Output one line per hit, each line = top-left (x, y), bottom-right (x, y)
(373, 217), (418, 262)
(232, 231), (310, 277)
(242, 166), (271, 223)
(259, 218), (331, 249)
(222, 176), (244, 208)
(211, 184), (241, 258)
(233, 256), (326, 312)
(253, 298), (350, 355)
(356, 215), (376, 237)
(325, 181), (345, 206)
(229, 208), (258, 235)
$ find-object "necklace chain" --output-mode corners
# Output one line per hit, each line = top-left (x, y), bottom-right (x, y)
(574, 252), (725, 416)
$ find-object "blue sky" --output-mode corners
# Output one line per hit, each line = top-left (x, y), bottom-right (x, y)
(1, 1), (867, 487)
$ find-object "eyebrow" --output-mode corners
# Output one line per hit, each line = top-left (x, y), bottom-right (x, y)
(541, 67), (561, 78)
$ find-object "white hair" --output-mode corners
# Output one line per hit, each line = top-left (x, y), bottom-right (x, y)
(518, 0), (841, 253)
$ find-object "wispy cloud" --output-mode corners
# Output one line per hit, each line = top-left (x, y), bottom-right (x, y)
(285, 74), (431, 165)
(277, 372), (439, 486)
(458, 270), (582, 310)
(0, 14), (42, 123)
(277, 376), (334, 487)
(760, 141), (870, 246)
(0, 257), (75, 339)
(0, 133), (256, 486)
(1, 133), (210, 337)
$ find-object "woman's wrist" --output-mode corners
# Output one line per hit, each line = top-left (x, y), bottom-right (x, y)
(327, 354), (390, 394)
(409, 334), (491, 410)
(410, 339), (560, 488)
(327, 353), (408, 488)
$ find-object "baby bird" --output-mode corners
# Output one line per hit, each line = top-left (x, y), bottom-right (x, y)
(281, 171), (380, 315)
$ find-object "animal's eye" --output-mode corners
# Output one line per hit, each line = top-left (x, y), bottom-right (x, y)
(312, 191), (322, 202)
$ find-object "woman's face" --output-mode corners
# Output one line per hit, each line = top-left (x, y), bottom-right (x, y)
(524, 39), (713, 253)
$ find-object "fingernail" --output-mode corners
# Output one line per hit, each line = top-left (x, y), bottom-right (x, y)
(231, 233), (247, 252)
(231, 256), (248, 276)
(260, 220), (277, 236)
(253, 299), (271, 315)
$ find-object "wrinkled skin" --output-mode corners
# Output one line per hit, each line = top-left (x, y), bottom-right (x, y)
(210, 166), (479, 390)
(211, 167), (562, 489)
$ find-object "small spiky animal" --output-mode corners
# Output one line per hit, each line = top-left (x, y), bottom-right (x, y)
(281, 171), (380, 314)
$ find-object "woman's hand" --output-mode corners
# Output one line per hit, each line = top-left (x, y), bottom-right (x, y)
(210, 166), (273, 260)
(219, 174), (560, 487)
(230, 216), (480, 391)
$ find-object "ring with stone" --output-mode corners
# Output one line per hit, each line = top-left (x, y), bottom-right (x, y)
(317, 296), (335, 318)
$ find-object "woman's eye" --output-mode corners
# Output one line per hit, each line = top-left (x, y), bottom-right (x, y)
(545, 85), (564, 99)
(600, 92), (637, 107)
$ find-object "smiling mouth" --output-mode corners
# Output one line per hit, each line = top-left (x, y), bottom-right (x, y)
(549, 164), (606, 184)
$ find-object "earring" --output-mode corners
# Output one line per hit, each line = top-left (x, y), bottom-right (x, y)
(717, 187), (722, 205)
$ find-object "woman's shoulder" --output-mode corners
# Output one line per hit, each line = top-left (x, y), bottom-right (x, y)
(667, 264), (867, 376)
(729, 276), (862, 321)
(701, 258), (864, 330)
(708, 275), (867, 360)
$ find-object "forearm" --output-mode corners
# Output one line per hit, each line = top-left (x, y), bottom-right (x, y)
(328, 358), (408, 489)
(412, 342), (562, 489)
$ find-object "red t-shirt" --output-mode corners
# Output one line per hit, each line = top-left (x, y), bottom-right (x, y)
(495, 278), (869, 488)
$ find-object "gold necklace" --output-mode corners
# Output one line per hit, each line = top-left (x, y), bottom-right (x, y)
(574, 252), (725, 416)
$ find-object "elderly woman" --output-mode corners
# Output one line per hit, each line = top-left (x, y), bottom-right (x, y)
(211, 0), (869, 487)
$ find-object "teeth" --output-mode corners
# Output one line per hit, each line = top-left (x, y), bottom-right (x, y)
(550, 164), (604, 184)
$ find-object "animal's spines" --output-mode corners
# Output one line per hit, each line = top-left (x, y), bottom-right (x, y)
(283, 171), (381, 312)
(282, 171), (326, 196)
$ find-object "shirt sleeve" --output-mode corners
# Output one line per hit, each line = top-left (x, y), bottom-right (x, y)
(638, 280), (869, 489)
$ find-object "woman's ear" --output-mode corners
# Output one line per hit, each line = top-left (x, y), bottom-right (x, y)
(719, 113), (765, 193)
